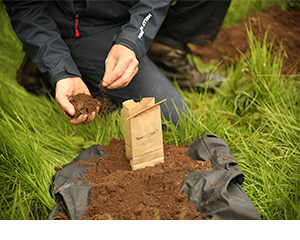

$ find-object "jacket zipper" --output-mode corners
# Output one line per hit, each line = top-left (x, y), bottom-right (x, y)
(75, 14), (80, 37)
(71, 0), (89, 38)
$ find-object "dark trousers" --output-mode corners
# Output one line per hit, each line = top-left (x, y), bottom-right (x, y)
(64, 28), (189, 126)
(160, 0), (231, 46)
(64, 0), (231, 126)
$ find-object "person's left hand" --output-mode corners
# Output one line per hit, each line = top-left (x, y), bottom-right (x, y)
(101, 44), (139, 89)
(55, 77), (98, 125)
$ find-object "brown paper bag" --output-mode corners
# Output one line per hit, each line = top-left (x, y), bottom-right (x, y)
(123, 97), (166, 170)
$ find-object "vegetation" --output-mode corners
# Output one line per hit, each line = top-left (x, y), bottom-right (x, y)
(0, 0), (299, 220)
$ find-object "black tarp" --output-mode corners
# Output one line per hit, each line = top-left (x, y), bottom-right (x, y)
(48, 134), (261, 220)
(49, 145), (105, 220)
(181, 134), (261, 220)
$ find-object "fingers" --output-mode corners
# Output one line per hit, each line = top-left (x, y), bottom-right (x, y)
(57, 96), (76, 117)
(57, 102), (89, 126)
(68, 110), (97, 126)
(69, 114), (88, 126)
(68, 104), (100, 126)
(82, 111), (96, 125)
(55, 77), (97, 126)
(102, 44), (139, 89)
(85, 105), (101, 125)
(55, 89), (75, 117)
(82, 104), (100, 125)
(105, 60), (138, 89)
(102, 57), (117, 88)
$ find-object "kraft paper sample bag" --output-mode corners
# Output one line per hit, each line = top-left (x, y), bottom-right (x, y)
(123, 98), (166, 170)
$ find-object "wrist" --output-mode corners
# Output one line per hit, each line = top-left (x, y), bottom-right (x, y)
(53, 70), (81, 88)
(114, 38), (141, 61)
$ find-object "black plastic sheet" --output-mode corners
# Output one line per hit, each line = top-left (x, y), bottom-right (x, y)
(48, 145), (105, 220)
(181, 134), (261, 220)
(49, 134), (261, 220)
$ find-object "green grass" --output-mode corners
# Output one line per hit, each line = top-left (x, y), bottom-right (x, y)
(1, 1), (299, 220)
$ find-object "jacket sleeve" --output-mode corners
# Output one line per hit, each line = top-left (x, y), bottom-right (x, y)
(113, 0), (172, 61)
(4, 1), (82, 88)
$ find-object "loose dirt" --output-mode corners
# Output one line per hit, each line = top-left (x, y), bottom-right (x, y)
(191, 5), (300, 74)
(52, 5), (300, 220)
(68, 93), (110, 120)
(77, 138), (212, 220)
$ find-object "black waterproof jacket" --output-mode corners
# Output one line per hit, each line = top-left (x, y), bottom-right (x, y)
(4, 0), (172, 88)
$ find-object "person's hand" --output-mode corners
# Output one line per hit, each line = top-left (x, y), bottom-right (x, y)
(101, 44), (139, 89)
(55, 77), (98, 125)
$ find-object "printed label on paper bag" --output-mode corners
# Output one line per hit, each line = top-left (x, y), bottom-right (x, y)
(123, 98), (165, 170)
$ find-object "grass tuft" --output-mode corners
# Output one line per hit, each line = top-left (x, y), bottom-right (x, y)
(0, 0), (299, 220)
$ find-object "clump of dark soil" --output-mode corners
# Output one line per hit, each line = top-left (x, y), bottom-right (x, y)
(191, 5), (300, 74)
(79, 138), (211, 220)
(68, 93), (110, 120)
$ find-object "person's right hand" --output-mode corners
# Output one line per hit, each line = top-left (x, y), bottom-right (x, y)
(55, 77), (98, 125)
(101, 44), (139, 89)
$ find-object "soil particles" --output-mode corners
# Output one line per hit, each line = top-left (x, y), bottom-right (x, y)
(79, 138), (212, 220)
(191, 5), (300, 74)
(68, 93), (110, 120)
(52, 4), (300, 220)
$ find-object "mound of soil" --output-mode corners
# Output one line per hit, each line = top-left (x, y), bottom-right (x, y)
(79, 138), (212, 220)
(191, 5), (300, 74)
(52, 6), (300, 219)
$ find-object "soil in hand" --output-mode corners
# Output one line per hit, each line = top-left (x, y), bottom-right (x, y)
(81, 138), (212, 220)
(68, 93), (110, 120)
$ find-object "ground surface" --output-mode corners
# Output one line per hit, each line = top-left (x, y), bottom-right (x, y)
(81, 138), (211, 220)
(53, 5), (299, 220)
(191, 5), (300, 74)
